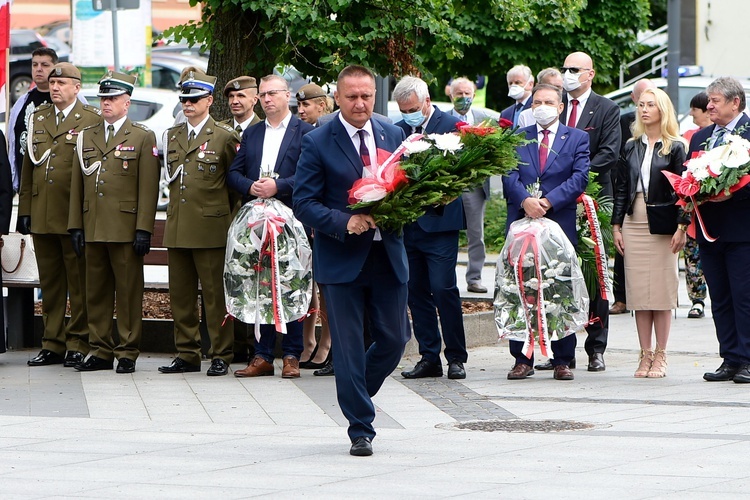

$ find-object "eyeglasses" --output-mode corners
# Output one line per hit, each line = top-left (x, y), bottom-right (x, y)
(179, 95), (208, 104)
(258, 89), (288, 98)
(561, 67), (591, 74)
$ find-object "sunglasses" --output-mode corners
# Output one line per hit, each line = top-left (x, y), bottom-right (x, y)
(179, 95), (208, 104)
(561, 67), (591, 74)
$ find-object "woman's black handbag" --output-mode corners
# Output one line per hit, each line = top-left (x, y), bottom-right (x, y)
(645, 202), (678, 235)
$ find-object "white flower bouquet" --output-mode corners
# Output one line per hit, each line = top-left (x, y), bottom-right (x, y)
(224, 198), (313, 335)
(494, 217), (589, 359)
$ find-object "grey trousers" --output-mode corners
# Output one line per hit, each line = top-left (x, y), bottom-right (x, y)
(461, 184), (487, 285)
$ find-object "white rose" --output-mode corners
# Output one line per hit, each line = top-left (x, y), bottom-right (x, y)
(402, 139), (432, 155)
(429, 132), (463, 153)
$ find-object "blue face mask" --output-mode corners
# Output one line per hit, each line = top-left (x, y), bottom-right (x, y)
(401, 110), (425, 128)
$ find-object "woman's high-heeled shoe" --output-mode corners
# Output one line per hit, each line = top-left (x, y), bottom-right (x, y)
(304, 350), (331, 370)
(647, 347), (667, 378)
(634, 349), (654, 378)
(299, 344), (319, 369)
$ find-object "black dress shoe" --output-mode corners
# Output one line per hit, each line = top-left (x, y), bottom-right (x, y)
(733, 364), (750, 384)
(588, 353), (605, 372)
(75, 356), (114, 372)
(313, 359), (335, 376)
(448, 361), (466, 379)
(116, 358), (136, 374)
(703, 360), (741, 381)
(535, 358), (576, 370)
(27, 349), (65, 366)
(63, 351), (86, 368)
(401, 358), (443, 378)
(207, 358), (229, 376)
(350, 436), (373, 456)
(159, 358), (201, 374)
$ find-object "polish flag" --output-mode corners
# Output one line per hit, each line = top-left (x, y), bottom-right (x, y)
(0, 0), (10, 119)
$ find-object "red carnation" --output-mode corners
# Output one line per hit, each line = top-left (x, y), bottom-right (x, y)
(498, 118), (513, 129)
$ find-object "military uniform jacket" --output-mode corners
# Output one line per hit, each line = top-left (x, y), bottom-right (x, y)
(68, 118), (160, 242)
(162, 117), (239, 248)
(18, 100), (102, 234)
(220, 114), (261, 132)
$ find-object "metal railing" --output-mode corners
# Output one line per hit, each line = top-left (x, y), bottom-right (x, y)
(619, 25), (668, 88)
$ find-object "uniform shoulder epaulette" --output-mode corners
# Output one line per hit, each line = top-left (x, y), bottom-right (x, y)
(81, 104), (102, 115)
(214, 121), (235, 134)
(132, 122), (151, 132)
(80, 123), (100, 132)
(32, 102), (53, 114)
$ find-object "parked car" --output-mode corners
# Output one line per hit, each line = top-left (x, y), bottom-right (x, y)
(604, 76), (750, 134)
(79, 87), (180, 210)
(9, 29), (70, 104)
(151, 53), (208, 91)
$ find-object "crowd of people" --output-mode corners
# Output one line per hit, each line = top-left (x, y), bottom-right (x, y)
(1, 45), (749, 457)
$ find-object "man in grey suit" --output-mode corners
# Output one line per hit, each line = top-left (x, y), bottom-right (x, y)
(446, 77), (491, 293)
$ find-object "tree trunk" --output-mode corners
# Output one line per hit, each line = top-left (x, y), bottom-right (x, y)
(207, 6), (276, 121)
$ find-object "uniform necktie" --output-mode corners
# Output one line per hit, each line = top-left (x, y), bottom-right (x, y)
(712, 127), (727, 148)
(188, 130), (196, 146)
(235, 125), (242, 134)
(513, 103), (524, 127)
(357, 129), (371, 167)
(567, 99), (579, 128)
(106, 124), (115, 146)
(56, 111), (64, 126)
(539, 129), (550, 172)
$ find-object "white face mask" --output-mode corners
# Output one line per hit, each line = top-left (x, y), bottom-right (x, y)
(508, 84), (526, 101)
(562, 70), (582, 92)
(532, 105), (559, 127)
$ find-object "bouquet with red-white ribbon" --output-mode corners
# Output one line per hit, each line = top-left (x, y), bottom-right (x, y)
(224, 198), (312, 337)
(348, 119), (524, 232)
(494, 217), (590, 359)
(663, 132), (750, 241)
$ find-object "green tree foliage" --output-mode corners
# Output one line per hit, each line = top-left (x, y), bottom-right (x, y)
(422, 0), (651, 108)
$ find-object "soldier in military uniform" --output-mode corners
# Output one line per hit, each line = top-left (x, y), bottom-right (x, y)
(17, 62), (102, 368)
(68, 72), (160, 373)
(222, 76), (261, 135)
(158, 72), (239, 376)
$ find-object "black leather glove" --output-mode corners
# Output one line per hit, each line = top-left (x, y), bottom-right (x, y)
(70, 229), (85, 258)
(16, 216), (31, 235)
(133, 230), (151, 257)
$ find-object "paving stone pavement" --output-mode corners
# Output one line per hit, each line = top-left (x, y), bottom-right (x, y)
(1, 265), (749, 499)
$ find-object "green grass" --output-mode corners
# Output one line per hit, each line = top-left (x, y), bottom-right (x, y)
(459, 194), (507, 254)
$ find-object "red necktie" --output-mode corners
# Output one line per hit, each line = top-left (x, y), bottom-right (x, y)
(539, 129), (550, 172)
(567, 99), (579, 127)
(357, 129), (371, 167)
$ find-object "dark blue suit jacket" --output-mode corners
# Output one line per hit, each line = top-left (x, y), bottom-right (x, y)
(503, 123), (590, 245)
(395, 106), (465, 233)
(293, 116), (408, 284)
(687, 113), (750, 243)
(500, 98), (532, 123)
(227, 115), (314, 208)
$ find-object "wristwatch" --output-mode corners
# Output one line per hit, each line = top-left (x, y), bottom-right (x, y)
(677, 224), (688, 232)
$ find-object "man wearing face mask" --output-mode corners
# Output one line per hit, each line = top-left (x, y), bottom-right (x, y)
(500, 65), (534, 128)
(503, 83), (590, 381)
(534, 51), (620, 373)
(447, 77), (493, 294)
(517, 68), (564, 128)
(392, 76), (468, 381)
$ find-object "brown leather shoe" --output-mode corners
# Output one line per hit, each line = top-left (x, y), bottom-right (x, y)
(507, 363), (534, 380)
(609, 301), (628, 314)
(234, 356), (274, 378)
(282, 356), (301, 378)
(554, 364), (574, 380)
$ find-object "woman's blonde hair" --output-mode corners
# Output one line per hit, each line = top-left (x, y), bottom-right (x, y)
(631, 87), (687, 156)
